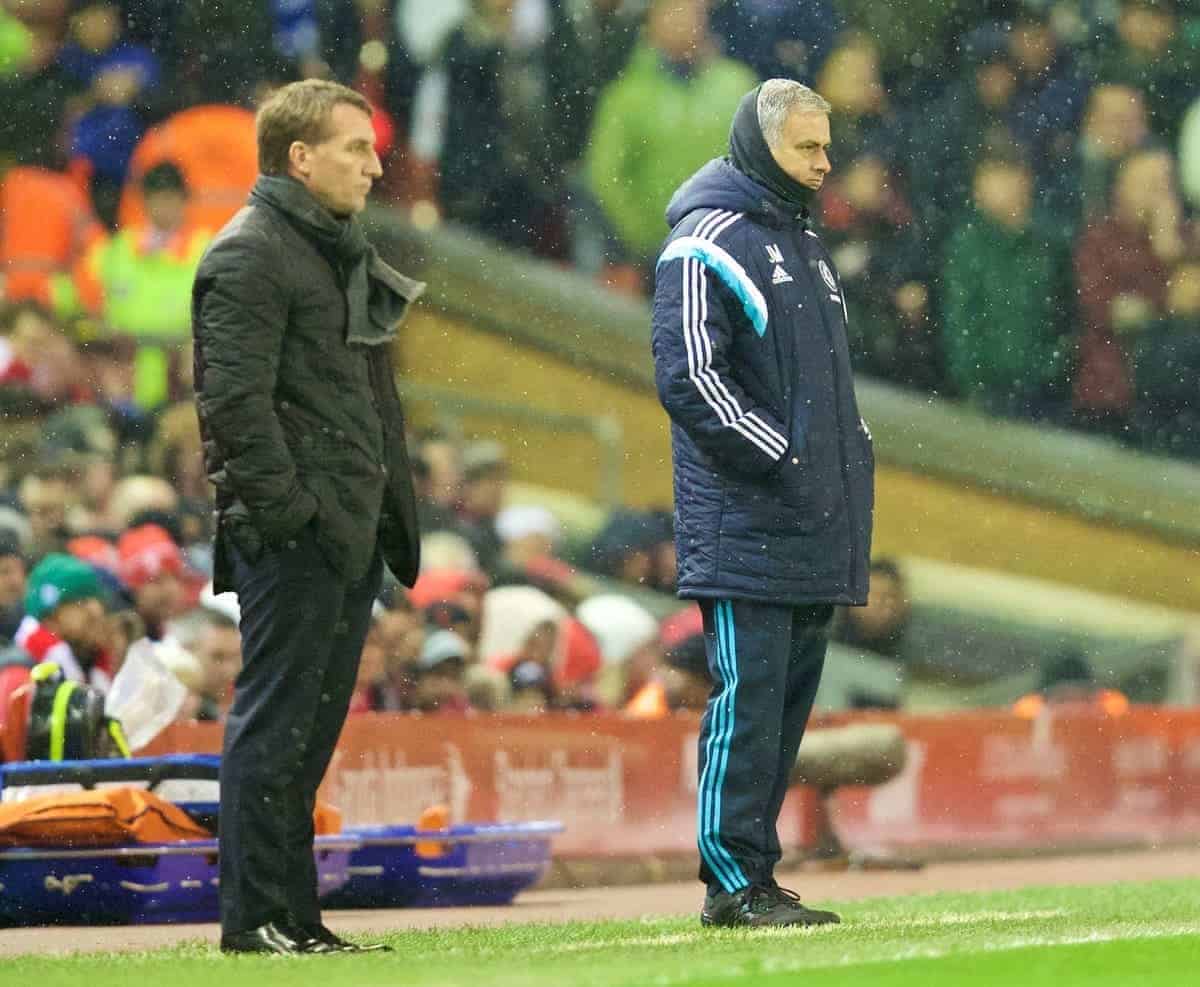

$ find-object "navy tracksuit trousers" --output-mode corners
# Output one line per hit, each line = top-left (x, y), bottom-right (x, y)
(696, 599), (832, 893)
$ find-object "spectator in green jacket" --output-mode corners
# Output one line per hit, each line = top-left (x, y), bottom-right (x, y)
(940, 154), (1070, 420)
(579, 0), (756, 281)
(70, 162), (211, 410)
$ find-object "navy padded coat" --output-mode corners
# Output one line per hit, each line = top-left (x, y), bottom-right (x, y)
(651, 158), (874, 605)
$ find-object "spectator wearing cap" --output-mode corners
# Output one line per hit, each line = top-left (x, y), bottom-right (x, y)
(0, 530), (28, 642)
(493, 503), (589, 603)
(0, 552), (112, 734)
(588, 509), (663, 586)
(576, 593), (662, 707)
(412, 628), (472, 713)
(117, 523), (189, 641)
(455, 440), (508, 576)
(410, 567), (488, 644)
(70, 161), (211, 410)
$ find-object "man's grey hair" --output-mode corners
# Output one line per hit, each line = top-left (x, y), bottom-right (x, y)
(757, 80), (832, 148)
(167, 605), (238, 650)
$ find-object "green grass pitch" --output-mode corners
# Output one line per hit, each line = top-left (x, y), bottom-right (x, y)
(4, 879), (1198, 986)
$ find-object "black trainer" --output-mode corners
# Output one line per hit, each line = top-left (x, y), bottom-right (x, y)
(701, 884), (841, 928)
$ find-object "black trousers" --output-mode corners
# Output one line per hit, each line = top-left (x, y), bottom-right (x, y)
(219, 521), (382, 935)
(696, 599), (832, 893)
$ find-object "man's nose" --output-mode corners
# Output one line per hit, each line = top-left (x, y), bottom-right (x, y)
(366, 150), (383, 179)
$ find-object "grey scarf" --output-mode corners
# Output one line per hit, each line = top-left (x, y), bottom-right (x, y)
(250, 175), (425, 346)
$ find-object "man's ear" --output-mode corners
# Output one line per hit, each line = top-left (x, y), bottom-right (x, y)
(288, 140), (309, 178)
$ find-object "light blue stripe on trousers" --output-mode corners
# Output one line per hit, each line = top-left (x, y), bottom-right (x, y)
(697, 600), (750, 892)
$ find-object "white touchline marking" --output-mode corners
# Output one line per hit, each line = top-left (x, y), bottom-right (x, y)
(394, 915), (1199, 968)
(855, 909), (1069, 928)
(758, 924), (1200, 975)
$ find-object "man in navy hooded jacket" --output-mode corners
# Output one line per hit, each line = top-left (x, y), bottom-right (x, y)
(651, 79), (874, 928)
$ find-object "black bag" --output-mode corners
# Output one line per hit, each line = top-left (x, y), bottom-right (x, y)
(22, 663), (130, 762)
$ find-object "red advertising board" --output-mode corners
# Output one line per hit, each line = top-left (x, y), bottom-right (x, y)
(152, 707), (1200, 857)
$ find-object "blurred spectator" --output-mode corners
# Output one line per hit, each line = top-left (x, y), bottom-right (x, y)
(0, 552), (113, 732)
(412, 430), (463, 530)
(372, 590), (428, 710)
(0, 6), (34, 76)
(105, 474), (179, 531)
(410, 0), (562, 252)
(1073, 147), (1186, 433)
(578, 0), (756, 282)
(813, 33), (899, 169)
(588, 508), (670, 587)
(626, 605), (709, 716)
(1, 168), (104, 309)
(576, 593), (661, 707)
(71, 162), (210, 410)
(118, 103), (258, 235)
(823, 558), (912, 711)
(0, 530), (28, 642)
(0, 5), (81, 169)
(492, 502), (588, 600)
(908, 27), (1024, 244)
(710, 0), (840, 84)
(150, 0), (275, 110)
(59, 0), (161, 222)
(420, 530), (481, 573)
(1003, 8), (1089, 186)
(545, 0), (645, 168)
(1044, 83), (1152, 235)
(551, 615), (603, 710)
(819, 153), (938, 391)
(830, 558), (910, 660)
(38, 405), (120, 533)
(410, 566), (488, 642)
(17, 465), (75, 560)
(116, 522), (189, 639)
(1086, 0), (1197, 138)
(412, 628), (473, 712)
(455, 439), (509, 574)
(479, 583), (564, 675)
(167, 604), (241, 721)
(146, 403), (207, 502)
(1132, 259), (1200, 457)
(941, 154), (1070, 419)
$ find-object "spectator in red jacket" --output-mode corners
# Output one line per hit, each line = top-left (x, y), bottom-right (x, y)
(1073, 147), (1186, 433)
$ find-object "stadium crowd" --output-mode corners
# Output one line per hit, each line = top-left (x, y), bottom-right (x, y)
(0, 0), (1193, 745)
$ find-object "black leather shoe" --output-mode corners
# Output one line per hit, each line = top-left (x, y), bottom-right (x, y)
(304, 923), (393, 953)
(220, 921), (313, 955)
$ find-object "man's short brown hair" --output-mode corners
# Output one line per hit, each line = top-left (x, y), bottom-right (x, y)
(256, 79), (373, 176)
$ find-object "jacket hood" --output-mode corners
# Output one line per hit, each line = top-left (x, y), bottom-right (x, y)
(665, 158), (808, 231)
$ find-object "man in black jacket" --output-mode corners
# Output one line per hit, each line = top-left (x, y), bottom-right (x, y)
(191, 79), (424, 955)
(651, 80), (874, 928)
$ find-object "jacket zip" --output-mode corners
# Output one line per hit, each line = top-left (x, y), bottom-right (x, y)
(794, 227), (856, 594)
